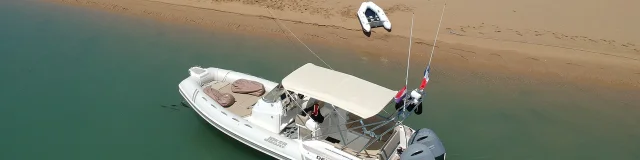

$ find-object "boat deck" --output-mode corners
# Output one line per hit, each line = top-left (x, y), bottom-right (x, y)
(205, 81), (260, 117)
(295, 113), (399, 159)
(342, 114), (398, 159)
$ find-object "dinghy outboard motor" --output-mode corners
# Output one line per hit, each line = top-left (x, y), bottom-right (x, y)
(400, 143), (435, 160)
(395, 89), (424, 115)
(407, 89), (424, 115)
(406, 128), (446, 160)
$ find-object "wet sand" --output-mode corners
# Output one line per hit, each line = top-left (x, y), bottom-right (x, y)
(51, 0), (640, 88)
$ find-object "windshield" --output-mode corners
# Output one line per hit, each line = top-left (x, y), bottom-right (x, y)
(262, 84), (285, 103)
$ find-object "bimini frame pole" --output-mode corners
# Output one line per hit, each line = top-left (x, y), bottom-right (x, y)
(302, 101), (418, 141)
(303, 118), (391, 140)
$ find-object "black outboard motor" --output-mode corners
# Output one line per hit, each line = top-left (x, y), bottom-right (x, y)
(400, 143), (435, 160)
(406, 128), (446, 160)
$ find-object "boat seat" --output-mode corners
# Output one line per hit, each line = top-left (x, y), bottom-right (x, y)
(207, 81), (230, 90)
(295, 114), (314, 140)
(296, 114), (310, 126)
(205, 81), (259, 117)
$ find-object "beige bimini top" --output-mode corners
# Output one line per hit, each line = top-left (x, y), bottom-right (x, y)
(282, 63), (396, 119)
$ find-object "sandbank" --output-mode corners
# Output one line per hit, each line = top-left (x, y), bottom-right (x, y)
(51, 0), (640, 89)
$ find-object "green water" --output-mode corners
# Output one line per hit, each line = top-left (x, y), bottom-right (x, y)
(1, 0), (638, 159)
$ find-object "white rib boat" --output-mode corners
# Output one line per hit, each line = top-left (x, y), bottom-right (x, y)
(357, 1), (392, 33)
(179, 63), (446, 160)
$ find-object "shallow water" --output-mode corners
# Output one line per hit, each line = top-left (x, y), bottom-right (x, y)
(0, 0), (638, 159)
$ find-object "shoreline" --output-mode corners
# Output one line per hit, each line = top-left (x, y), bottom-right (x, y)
(49, 0), (639, 89)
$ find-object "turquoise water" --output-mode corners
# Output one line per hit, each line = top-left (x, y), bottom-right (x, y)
(1, 0), (638, 159)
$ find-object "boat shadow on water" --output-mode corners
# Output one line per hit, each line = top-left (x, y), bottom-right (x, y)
(159, 102), (190, 111)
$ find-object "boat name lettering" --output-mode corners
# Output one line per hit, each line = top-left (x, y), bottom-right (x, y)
(264, 136), (287, 148)
(316, 155), (328, 160)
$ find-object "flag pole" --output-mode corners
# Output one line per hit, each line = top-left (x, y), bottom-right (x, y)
(402, 13), (415, 114)
(404, 13), (415, 88)
(421, 0), (447, 92)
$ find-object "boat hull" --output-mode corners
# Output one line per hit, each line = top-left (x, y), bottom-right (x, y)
(181, 93), (292, 159)
(178, 67), (301, 160)
(178, 66), (443, 160)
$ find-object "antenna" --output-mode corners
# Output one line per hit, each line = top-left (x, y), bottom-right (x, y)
(398, 0), (449, 124)
(404, 13), (415, 88)
(400, 13), (416, 115)
(427, 1), (448, 67)
(266, 9), (333, 70)
(267, 9), (351, 124)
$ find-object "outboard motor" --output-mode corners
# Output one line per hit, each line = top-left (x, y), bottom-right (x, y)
(407, 90), (424, 115)
(408, 128), (446, 160)
(394, 89), (424, 115)
(400, 144), (435, 160)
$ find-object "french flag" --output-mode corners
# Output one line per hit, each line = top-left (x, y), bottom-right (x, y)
(394, 86), (407, 104)
(419, 66), (430, 91)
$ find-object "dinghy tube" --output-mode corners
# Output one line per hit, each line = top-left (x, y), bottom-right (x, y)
(357, 1), (391, 32)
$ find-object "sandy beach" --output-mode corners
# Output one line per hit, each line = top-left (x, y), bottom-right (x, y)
(51, 0), (640, 88)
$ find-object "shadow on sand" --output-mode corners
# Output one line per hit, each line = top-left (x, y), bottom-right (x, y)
(362, 29), (371, 37)
(361, 28), (392, 37)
